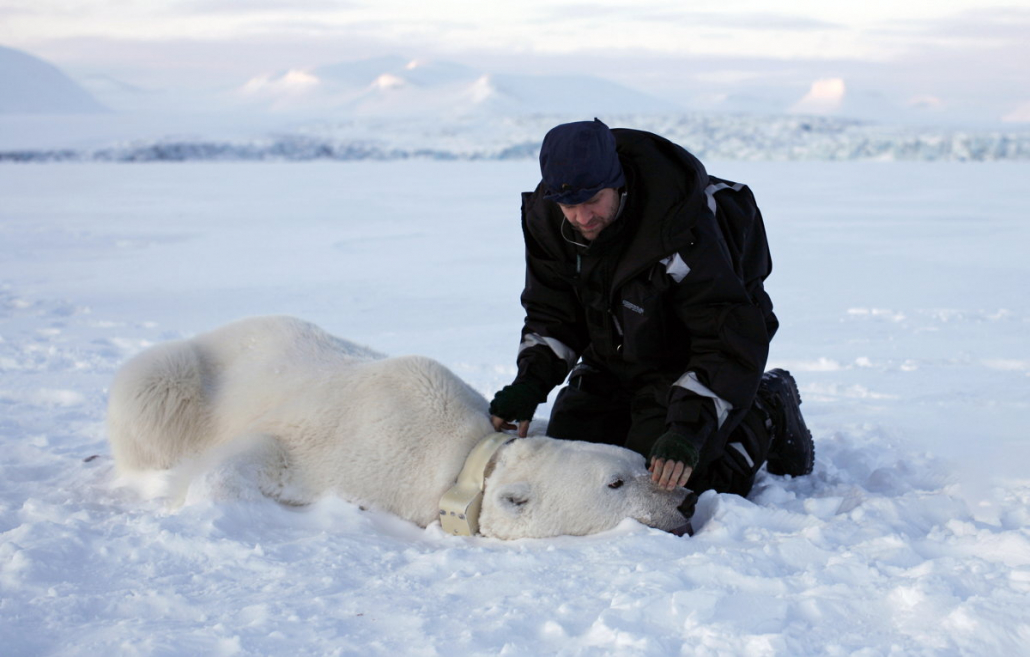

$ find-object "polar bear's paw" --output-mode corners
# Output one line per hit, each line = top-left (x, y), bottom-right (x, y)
(171, 433), (307, 507)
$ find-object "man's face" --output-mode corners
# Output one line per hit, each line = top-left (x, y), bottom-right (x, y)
(557, 188), (620, 241)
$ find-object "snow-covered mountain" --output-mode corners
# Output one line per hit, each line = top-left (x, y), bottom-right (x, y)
(234, 56), (680, 117)
(784, 77), (942, 125)
(2, 49), (1027, 161)
(0, 45), (107, 114)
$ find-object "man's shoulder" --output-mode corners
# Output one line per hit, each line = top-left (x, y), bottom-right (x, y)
(610, 128), (683, 155)
(521, 181), (546, 205)
(610, 127), (671, 147)
(520, 183), (566, 247)
(611, 128), (706, 183)
(521, 182), (551, 221)
(607, 129), (708, 218)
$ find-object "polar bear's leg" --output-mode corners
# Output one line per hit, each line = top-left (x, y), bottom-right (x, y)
(107, 340), (215, 472)
(174, 432), (311, 507)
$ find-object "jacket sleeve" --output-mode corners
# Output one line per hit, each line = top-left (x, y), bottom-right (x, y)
(665, 205), (771, 431)
(513, 193), (587, 393)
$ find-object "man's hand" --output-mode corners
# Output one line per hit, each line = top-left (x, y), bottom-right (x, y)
(649, 457), (693, 490)
(647, 430), (700, 490)
(491, 415), (531, 438)
(489, 382), (545, 438)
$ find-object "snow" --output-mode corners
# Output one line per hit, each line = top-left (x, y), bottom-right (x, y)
(1, 159), (1029, 655)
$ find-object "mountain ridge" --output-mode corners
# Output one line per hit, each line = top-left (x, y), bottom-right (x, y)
(0, 45), (108, 114)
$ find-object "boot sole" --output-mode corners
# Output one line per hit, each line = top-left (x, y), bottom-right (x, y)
(765, 370), (815, 477)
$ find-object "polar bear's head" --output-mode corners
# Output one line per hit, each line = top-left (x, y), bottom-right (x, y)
(477, 437), (693, 540)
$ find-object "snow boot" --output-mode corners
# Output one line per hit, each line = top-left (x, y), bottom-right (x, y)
(757, 369), (815, 477)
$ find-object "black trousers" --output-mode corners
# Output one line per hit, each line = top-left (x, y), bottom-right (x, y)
(546, 366), (771, 497)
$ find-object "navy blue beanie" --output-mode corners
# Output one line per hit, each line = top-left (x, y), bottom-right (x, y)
(539, 119), (625, 205)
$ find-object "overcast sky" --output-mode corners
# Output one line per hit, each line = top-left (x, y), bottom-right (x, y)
(2, 0), (1028, 124)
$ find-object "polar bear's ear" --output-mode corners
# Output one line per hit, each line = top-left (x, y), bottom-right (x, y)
(495, 482), (532, 516)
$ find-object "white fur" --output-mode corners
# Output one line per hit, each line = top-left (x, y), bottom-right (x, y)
(107, 316), (690, 539)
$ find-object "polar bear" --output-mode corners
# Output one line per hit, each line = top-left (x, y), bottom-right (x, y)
(107, 316), (692, 539)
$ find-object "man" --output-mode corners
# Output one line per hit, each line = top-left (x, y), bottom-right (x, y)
(489, 119), (814, 499)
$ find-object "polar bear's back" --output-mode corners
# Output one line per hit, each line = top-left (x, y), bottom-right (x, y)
(195, 315), (383, 370)
(288, 353), (496, 524)
(107, 316), (378, 472)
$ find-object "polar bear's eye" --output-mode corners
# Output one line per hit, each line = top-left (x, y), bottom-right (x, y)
(608, 478), (625, 490)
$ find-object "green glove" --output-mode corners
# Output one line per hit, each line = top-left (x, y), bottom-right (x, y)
(489, 382), (546, 422)
(648, 431), (700, 469)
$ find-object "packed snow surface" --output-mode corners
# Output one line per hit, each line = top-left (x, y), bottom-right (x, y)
(1, 160), (1029, 656)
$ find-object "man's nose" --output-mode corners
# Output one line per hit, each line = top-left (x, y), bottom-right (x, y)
(568, 207), (590, 225)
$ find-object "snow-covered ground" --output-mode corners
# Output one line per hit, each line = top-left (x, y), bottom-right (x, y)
(1, 159), (1028, 656)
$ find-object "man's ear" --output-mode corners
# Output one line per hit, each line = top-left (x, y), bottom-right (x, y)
(494, 482), (532, 516)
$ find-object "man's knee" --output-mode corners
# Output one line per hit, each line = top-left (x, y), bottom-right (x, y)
(690, 404), (771, 496)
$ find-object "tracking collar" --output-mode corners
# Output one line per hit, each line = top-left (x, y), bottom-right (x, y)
(439, 432), (515, 536)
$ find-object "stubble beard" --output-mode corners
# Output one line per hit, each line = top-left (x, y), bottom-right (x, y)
(585, 191), (622, 240)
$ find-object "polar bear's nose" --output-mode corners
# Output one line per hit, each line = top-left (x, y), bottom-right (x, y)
(670, 522), (694, 537)
(669, 491), (698, 537)
(677, 491), (697, 519)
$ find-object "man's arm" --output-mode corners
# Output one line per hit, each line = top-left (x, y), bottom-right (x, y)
(655, 210), (771, 475)
(490, 195), (587, 434)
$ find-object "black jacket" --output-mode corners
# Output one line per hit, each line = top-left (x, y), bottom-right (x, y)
(514, 128), (778, 458)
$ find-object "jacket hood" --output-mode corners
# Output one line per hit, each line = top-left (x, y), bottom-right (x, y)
(607, 129), (712, 289)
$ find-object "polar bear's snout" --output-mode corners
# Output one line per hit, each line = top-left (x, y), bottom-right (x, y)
(669, 490), (698, 537)
(633, 476), (696, 537)
(477, 438), (697, 539)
